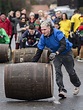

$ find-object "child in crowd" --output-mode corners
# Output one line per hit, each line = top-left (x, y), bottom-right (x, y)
(54, 22), (60, 29)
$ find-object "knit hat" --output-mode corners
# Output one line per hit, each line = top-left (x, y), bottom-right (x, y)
(34, 20), (40, 26)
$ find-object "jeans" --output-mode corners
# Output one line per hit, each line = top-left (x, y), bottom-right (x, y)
(53, 50), (81, 92)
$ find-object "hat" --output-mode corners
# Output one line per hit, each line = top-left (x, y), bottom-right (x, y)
(29, 23), (35, 30)
(34, 19), (40, 26)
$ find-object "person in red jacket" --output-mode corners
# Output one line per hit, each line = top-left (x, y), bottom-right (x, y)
(0, 13), (12, 49)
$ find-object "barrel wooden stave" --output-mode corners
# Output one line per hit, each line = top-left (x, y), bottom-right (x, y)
(0, 44), (10, 62)
(12, 48), (50, 63)
(4, 63), (53, 100)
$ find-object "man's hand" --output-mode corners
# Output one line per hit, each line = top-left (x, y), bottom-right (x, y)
(22, 38), (27, 42)
(49, 53), (56, 60)
(49, 51), (59, 60)
(9, 35), (11, 38)
(70, 31), (74, 38)
(0, 36), (3, 38)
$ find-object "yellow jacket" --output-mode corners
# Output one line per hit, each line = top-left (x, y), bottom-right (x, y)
(59, 20), (71, 38)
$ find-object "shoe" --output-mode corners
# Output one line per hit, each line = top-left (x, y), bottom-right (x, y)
(58, 91), (67, 99)
(77, 59), (83, 62)
(73, 87), (80, 95)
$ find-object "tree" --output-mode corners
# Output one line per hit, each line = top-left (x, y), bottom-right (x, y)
(0, 0), (31, 15)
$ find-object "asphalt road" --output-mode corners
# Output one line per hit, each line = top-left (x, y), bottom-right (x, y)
(0, 38), (83, 110)
(0, 59), (83, 110)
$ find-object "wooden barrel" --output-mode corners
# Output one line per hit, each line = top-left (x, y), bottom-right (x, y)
(12, 48), (50, 63)
(4, 63), (54, 100)
(0, 44), (11, 63)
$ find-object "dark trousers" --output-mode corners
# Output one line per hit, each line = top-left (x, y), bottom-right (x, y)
(20, 40), (26, 48)
(9, 33), (17, 49)
(20, 40), (37, 48)
(53, 50), (81, 92)
(68, 33), (81, 55)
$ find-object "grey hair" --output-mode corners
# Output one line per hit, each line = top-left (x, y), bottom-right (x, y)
(41, 20), (52, 28)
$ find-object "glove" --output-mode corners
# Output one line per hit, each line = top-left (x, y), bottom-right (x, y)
(70, 31), (74, 38)
(0, 36), (3, 38)
(49, 53), (56, 60)
(36, 38), (40, 41)
(22, 38), (27, 42)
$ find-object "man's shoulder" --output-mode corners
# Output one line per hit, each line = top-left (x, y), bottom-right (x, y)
(53, 28), (63, 34)
(35, 29), (41, 35)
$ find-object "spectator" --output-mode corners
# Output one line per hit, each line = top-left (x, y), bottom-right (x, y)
(54, 10), (62, 23)
(21, 8), (29, 21)
(76, 22), (83, 62)
(8, 10), (16, 49)
(59, 13), (71, 38)
(27, 12), (36, 25)
(16, 16), (28, 49)
(69, 10), (81, 55)
(0, 13), (12, 37)
(0, 28), (10, 44)
(38, 10), (44, 23)
(20, 23), (41, 48)
(54, 21), (60, 29)
(0, 13), (12, 48)
(8, 10), (21, 49)
(34, 19), (41, 33)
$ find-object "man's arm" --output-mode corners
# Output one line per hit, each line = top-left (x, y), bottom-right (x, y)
(32, 48), (43, 62)
(56, 37), (66, 54)
(71, 23), (74, 32)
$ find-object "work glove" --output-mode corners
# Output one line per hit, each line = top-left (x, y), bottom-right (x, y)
(36, 38), (40, 41)
(22, 38), (27, 42)
(49, 53), (56, 60)
(70, 31), (75, 38)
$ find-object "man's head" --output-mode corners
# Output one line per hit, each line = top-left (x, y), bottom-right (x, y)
(41, 20), (52, 37)
(54, 22), (60, 29)
(0, 13), (6, 21)
(28, 23), (35, 35)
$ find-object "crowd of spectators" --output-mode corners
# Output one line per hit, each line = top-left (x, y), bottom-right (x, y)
(0, 8), (83, 61)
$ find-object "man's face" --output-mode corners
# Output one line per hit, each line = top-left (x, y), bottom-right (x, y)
(28, 29), (35, 35)
(41, 26), (51, 37)
(0, 14), (6, 21)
